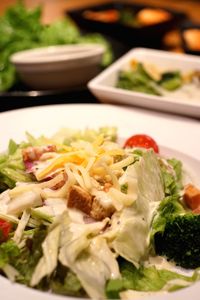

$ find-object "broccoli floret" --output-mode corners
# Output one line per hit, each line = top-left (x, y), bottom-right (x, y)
(154, 214), (200, 269)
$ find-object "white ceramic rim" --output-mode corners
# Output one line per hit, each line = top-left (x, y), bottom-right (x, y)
(0, 103), (200, 300)
(10, 44), (105, 64)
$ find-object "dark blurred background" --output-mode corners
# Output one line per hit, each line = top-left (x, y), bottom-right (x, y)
(1, 0), (199, 24)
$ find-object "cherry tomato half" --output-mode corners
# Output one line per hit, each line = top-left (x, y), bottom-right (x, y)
(0, 219), (12, 242)
(124, 134), (159, 153)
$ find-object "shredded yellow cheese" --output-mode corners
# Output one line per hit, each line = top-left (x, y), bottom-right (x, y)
(35, 151), (85, 181)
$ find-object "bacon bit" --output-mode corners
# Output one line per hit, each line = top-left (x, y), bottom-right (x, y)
(184, 184), (200, 210)
(22, 145), (57, 163)
(24, 161), (34, 173)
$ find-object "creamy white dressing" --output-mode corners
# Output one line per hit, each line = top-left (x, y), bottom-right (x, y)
(92, 190), (113, 208)
(68, 208), (86, 224)
(120, 289), (167, 300)
(44, 198), (67, 216)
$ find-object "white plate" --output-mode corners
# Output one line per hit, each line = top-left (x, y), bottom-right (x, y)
(88, 48), (200, 118)
(0, 103), (200, 300)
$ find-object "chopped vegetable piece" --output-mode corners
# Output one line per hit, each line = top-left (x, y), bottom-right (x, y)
(0, 219), (12, 242)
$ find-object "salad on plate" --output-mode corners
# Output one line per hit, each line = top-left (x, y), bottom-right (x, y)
(0, 127), (200, 299)
(117, 59), (200, 101)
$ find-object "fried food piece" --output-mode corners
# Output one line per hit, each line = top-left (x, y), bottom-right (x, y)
(137, 8), (171, 26)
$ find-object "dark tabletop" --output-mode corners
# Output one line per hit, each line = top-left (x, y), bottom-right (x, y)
(0, 87), (99, 113)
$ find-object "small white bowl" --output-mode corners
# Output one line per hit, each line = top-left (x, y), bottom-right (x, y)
(88, 48), (200, 118)
(10, 44), (105, 90)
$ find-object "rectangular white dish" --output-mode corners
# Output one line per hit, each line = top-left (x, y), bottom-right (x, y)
(88, 48), (200, 118)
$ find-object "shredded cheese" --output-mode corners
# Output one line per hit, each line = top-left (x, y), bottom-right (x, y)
(35, 151), (85, 181)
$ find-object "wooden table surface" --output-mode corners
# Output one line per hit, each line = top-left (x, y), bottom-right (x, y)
(0, 0), (200, 24)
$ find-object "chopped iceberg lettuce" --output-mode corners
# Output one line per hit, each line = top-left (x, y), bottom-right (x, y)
(112, 150), (164, 266)
(30, 223), (61, 286)
(63, 237), (120, 299)
(13, 209), (30, 244)
(58, 213), (118, 299)
(7, 190), (42, 215)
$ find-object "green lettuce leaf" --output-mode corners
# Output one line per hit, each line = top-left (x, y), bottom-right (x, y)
(30, 223), (61, 286)
(112, 150), (164, 266)
(50, 264), (85, 297)
(159, 71), (182, 91)
(160, 157), (183, 196)
(106, 258), (200, 299)
(5, 228), (47, 285)
(0, 141), (33, 191)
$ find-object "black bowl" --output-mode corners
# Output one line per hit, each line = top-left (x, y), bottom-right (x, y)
(67, 1), (187, 49)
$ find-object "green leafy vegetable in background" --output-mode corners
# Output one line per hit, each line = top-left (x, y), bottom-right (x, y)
(117, 61), (186, 96)
(117, 63), (161, 96)
(159, 71), (182, 91)
(0, 2), (113, 92)
(119, 9), (139, 27)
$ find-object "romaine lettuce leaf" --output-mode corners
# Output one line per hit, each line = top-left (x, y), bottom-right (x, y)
(50, 264), (85, 297)
(106, 258), (200, 299)
(160, 157), (183, 196)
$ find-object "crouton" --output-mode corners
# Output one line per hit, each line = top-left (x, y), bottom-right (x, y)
(184, 184), (200, 210)
(67, 185), (93, 215)
(90, 196), (115, 221)
(67, 185), (115, 221)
